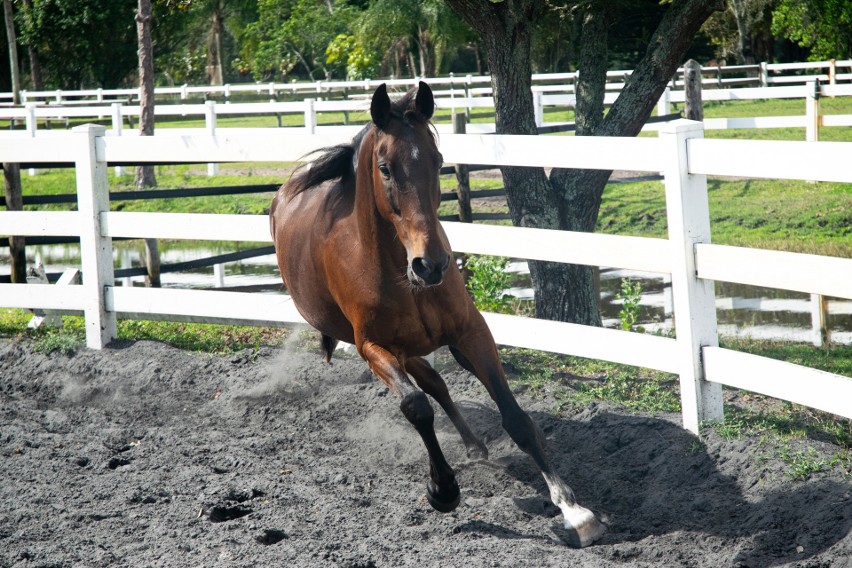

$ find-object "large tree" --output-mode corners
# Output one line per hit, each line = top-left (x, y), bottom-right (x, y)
(445, 0), (724, 325)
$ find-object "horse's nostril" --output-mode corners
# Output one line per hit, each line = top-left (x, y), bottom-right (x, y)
(411, 257), (433, 279)
(411, 255), (447, 285)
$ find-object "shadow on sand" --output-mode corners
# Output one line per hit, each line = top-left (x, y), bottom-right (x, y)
(442, 401), (849, 566)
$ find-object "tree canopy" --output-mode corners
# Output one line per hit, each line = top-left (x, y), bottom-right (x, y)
(3, 0), (846, 90)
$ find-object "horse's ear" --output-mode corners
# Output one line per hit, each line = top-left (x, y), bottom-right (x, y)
(415, 81), (434, 120)
(371, 83), (391, 129)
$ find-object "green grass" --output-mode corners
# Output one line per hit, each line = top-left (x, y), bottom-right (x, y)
(720, 337), (852, 377)
(597, 178), (851, 257)
(0, 310), (289, 354)
(17, 164), (289, 216)
(500, 347), (681, 414)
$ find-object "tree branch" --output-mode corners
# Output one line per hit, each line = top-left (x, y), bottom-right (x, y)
(600, 0), (725, 137)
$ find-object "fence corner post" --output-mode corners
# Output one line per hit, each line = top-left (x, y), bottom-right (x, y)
(72, 124), (116, 349)
(660, 118), (723, 435)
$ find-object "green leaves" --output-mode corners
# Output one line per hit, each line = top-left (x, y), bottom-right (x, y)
(464, 254), (515, 314)
(771, 0), (852, 60)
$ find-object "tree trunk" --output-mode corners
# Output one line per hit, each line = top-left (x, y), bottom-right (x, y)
(206, 10), (224, 86)
(3, 2), (24, 282)
(3, 0), (21, 105)
(730, 0), (755, 64)
(135, 0), (156, 190)
(21, 0), (41, 90)
(447, 0), (724, 325)
(3, 162), (25, 282)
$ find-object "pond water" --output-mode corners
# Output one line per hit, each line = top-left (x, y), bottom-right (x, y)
(5, 243), (851, 345)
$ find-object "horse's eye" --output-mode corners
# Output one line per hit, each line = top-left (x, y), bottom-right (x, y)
(378, 164), (391, 179)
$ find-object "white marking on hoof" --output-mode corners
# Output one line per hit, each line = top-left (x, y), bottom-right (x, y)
(560, 505), (606, 548)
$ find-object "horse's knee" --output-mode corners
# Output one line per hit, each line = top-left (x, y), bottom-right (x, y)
(400, 391), (434, 432)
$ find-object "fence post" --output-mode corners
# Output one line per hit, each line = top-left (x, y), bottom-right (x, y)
(684, 60), (704, 122)
(810, 294), (829, 347)
(205, 100), (219, 176)
(452, 112), (472, 223)
(828, 59), (836, 86)
(657, 87), (671, 118)
(806, 80), (820, 142)
(759, 62), (768, 88)
(660, 119), (723, 435)
(73, 124), (117, 349)
(25, 104), (37, 176)
(533, 90), (543, 128)
(214, 263), (225, 288)
(110, 103), (125, 177)
(304, 98), (316, 134)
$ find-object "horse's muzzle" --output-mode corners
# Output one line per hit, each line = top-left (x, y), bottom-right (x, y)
(409, 253), (450, 287)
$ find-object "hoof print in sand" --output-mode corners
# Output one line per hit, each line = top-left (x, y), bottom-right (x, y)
(207, 504), (253, 523)
(107, 457), (132, 470)
(255, 528), (287, 545)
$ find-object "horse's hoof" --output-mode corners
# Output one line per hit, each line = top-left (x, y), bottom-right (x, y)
(426, 479), (460, 513)
(561, 507), (607, 548)
(466, 444), (488, 461)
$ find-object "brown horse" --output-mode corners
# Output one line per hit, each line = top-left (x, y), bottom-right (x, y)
(270, 82), (605, 547)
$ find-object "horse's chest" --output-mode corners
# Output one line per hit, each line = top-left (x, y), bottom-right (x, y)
(359, 294), (449, 354)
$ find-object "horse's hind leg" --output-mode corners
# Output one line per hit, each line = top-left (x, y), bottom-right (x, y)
(359, 341), (460, 513)
(406, 356), (488, 460)
(451, 328), (606, 548)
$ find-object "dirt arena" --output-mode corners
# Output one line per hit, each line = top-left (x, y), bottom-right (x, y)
(1, 337), (849, 567)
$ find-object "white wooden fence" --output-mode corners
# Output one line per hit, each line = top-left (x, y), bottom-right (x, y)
(4, 59), (850, 105)
(3, 82), (851, 154)
(0, 122), (850, 434)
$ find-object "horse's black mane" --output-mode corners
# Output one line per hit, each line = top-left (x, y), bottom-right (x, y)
(287, 89), (427, 195)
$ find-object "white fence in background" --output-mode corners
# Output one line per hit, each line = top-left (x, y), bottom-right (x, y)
(0, 122), (850, 435)
(2, 83), (851, 160)
(3, 59), (850, 105)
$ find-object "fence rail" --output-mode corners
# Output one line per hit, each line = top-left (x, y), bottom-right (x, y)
(1, 123), (850, 435)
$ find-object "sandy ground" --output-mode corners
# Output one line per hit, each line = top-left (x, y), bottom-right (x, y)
(1, 337), (849, 567)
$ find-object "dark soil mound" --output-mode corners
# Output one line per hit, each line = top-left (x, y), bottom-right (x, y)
(1, 339), (849, 567)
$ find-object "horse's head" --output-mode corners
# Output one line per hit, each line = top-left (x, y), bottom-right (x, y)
(367, 82), (450, 288)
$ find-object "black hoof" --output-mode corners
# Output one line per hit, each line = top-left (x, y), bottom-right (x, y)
(426, 479), (460, 513)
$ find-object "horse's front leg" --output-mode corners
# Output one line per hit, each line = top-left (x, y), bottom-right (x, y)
(406, 356), (488, 460)
(450, 325), (606, 548)
(359, 341), (460, 513)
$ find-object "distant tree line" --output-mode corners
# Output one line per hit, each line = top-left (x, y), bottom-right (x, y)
(0, 0), (849, 92)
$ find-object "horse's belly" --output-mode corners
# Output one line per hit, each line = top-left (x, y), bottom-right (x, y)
(273, 190), (358, 344)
